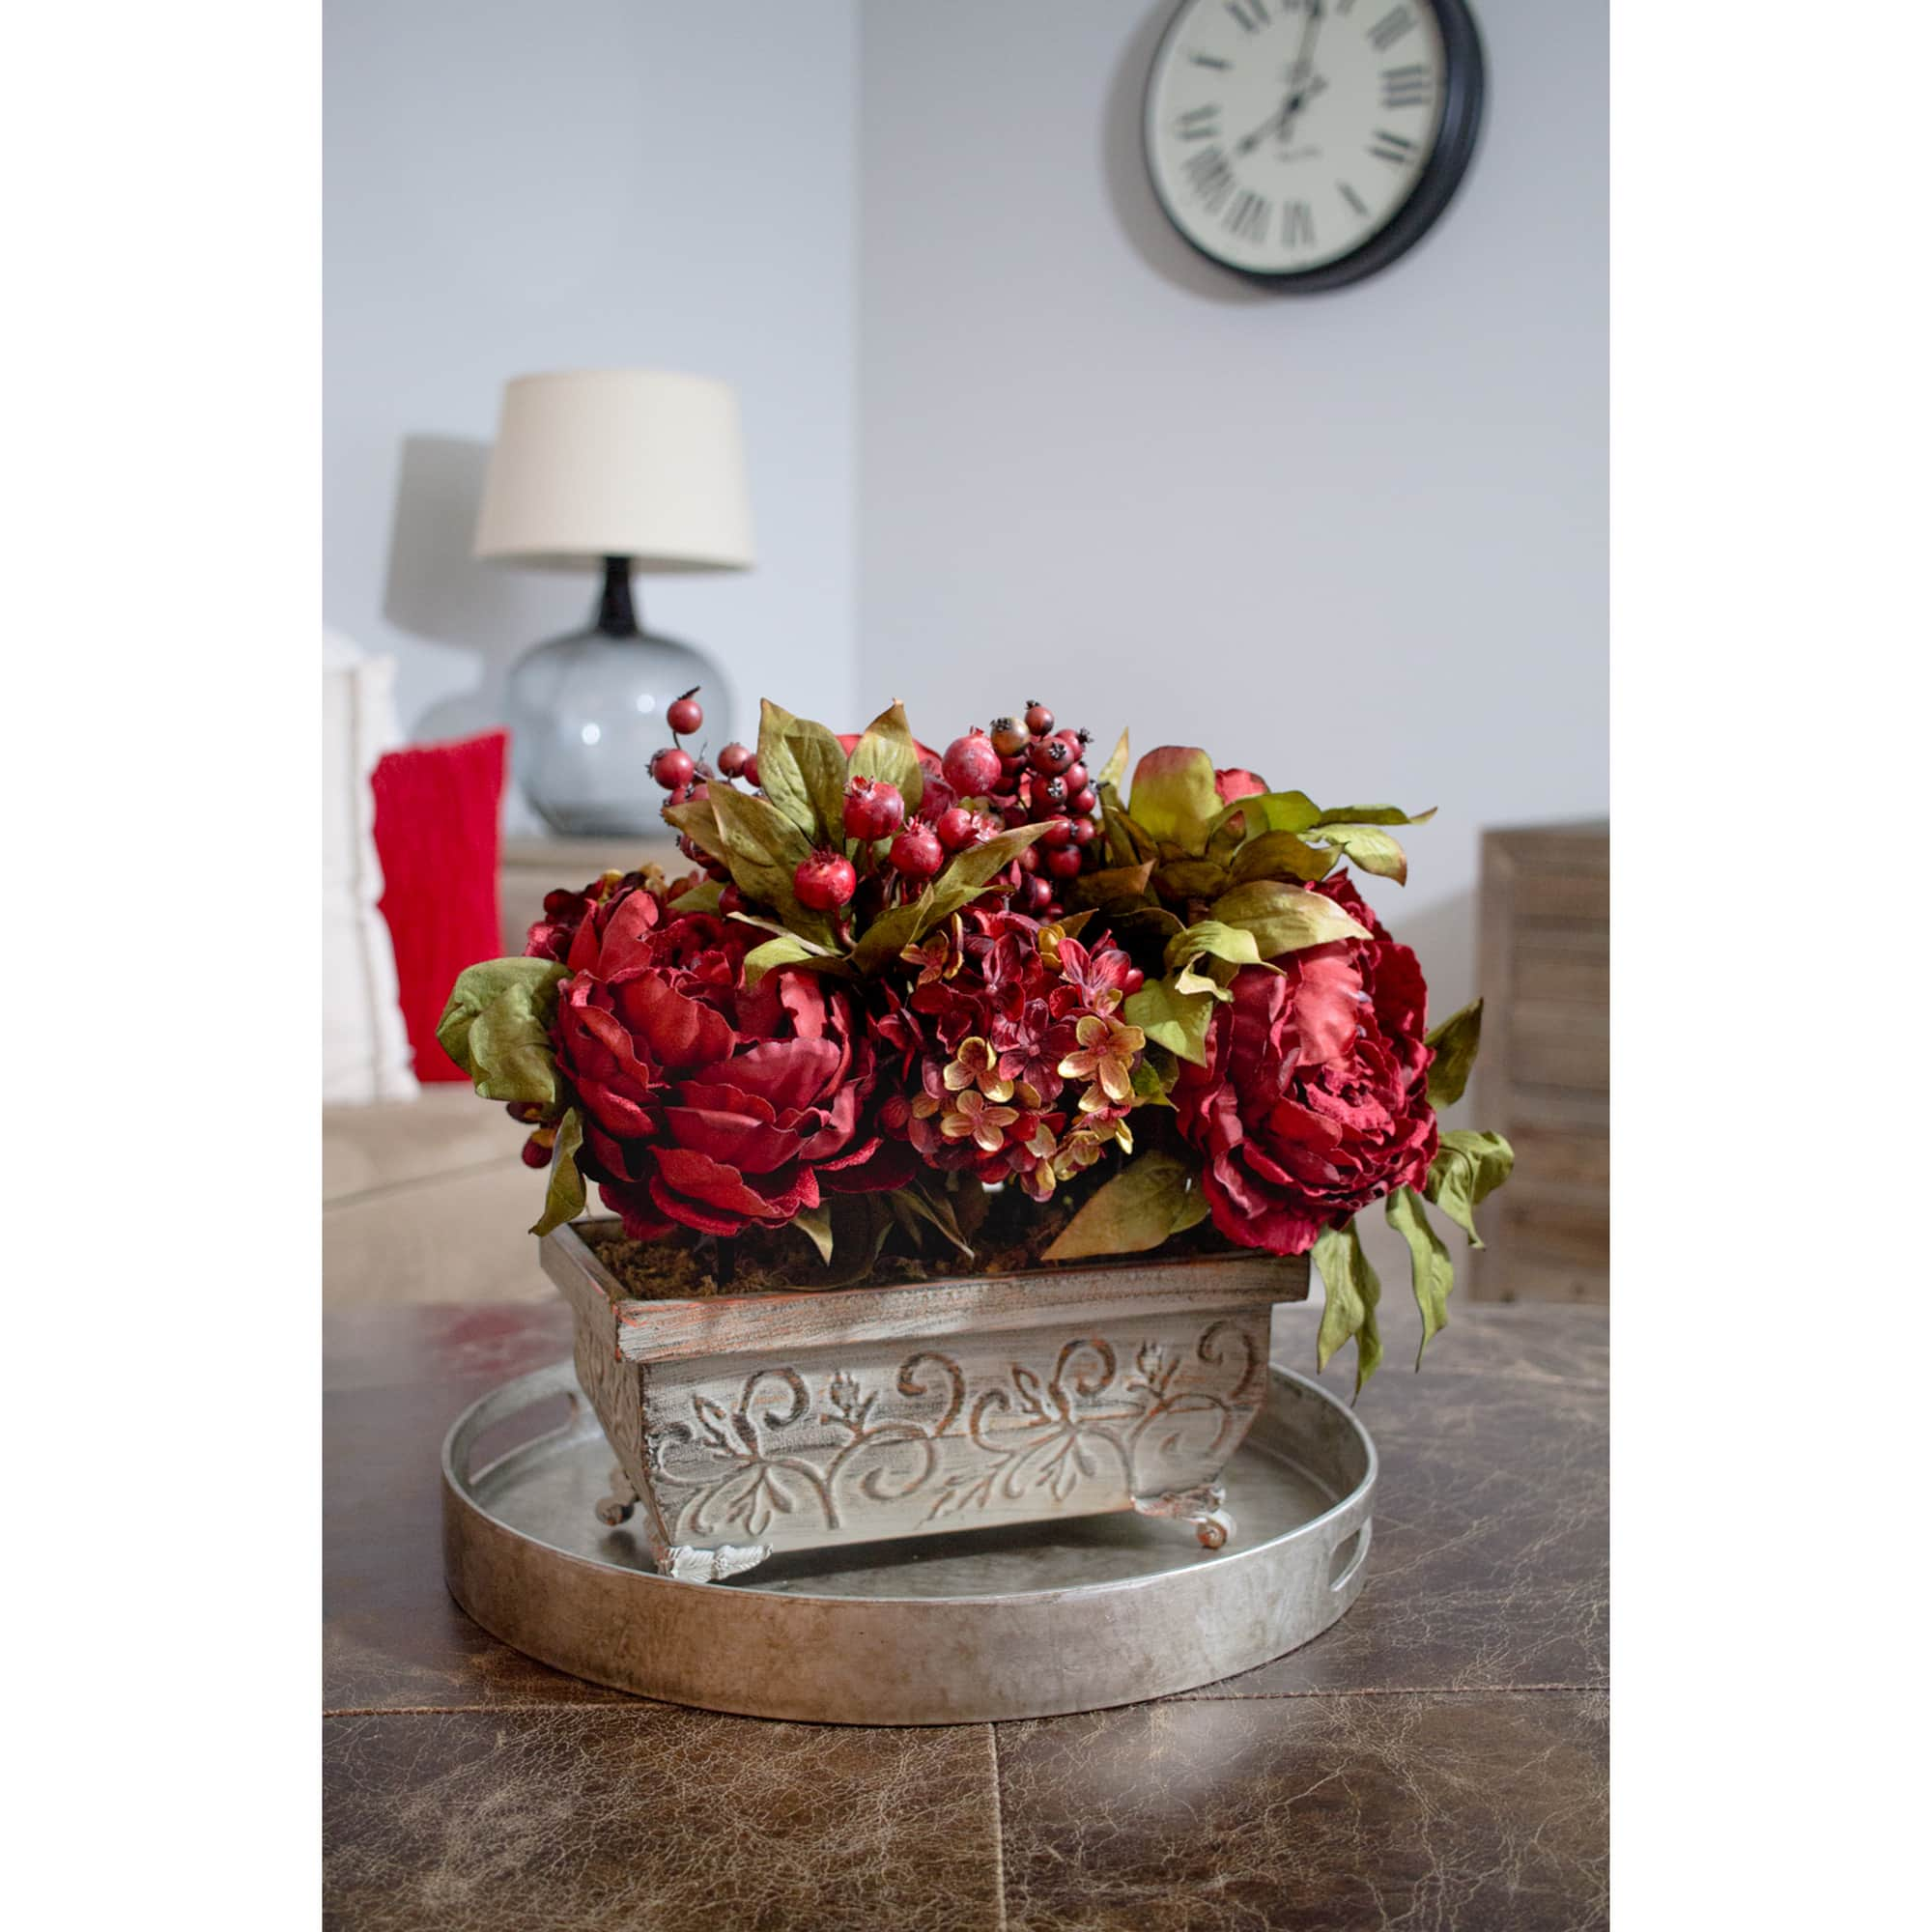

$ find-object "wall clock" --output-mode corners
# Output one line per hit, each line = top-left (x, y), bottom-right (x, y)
(1144, 0), (1485, 292)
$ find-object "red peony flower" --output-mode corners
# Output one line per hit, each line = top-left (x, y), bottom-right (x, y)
(1173, 873), (1436, 1255)
(524, 867), (686, 964)
(552, 886), (913, 1239)
(882, 910), (1144, 1200)
(1214, 767), (1267, 804)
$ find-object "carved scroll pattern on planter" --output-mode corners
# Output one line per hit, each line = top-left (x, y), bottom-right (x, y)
(645, 1321), (1264, 1542)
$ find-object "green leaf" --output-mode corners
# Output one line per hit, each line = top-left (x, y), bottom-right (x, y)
(1204, 812), (1248, 868)
(1122, 977), (1218, 1066)
(1043, 1151), (1204, 1262)
(853, 824), (1052, 964)
(1127, 746), (1220, 851)
(436, 956), (564, 1075)
(711, 780), (813, 875)
(1152, 859), (1230, 900)
(896, 1181), (977, 1259)
(437, 958), (567, 1102)
(792, 1203), (834, 1265)
(1213, 789), (1321, 838)
(1230, 829), (1338, 886)
(852, 821), (1057, 973)
(1424, 1130), (1516, 1247)
(707, 783), (838, 947)
(1386, 1186), (1454, 1368)
(847, 699), (924, 815)
(662, 795), (732, 868)
(468, 992), (562, 1104)
(1173, 961), (1234, 1002)
(668, 878), (724, 914)
(1165, 919), (1263, 974)
(1310, 804), (1437, 828)
(1314, 1221), (1383, 1397)
(530, 1110), (586, 1236)
(933, 821), (1053, 897)
(788, 723), (852, 844)
(1094, 726), (1130, 791)
(1211, 879), (1372, 957)
(742, 933), (825, 985)
(850, 895), (936, 974)
(1425, 999), (1484, 1107)
(1095, 787), (1157, 867)
(1307, 823), (1409, 886)
(1129, 1057), (1176, 1106)
(754, 697), (816, 839)
(1065, 858), (1156, 912)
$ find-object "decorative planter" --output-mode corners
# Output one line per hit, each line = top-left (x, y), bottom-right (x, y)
(545, 1219), (1310, 1582)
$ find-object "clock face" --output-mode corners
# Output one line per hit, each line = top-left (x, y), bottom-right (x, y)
(1144, 0), (1481, 287)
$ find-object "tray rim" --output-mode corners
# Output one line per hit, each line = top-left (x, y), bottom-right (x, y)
(440, 1357), (1378, 1720)
(443, 1357), (1376, 1611)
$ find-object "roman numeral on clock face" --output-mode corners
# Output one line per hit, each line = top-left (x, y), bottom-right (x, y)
(1224, 188), (1268, 242)
(1367, 4), (1415, 52)
(1188, 51), (1233, 70)
(1338, 180), (1369, 217)
(1226, 0), (1268, 33)
(1281, 200), (1316, 248)
(1380, 62), (1431, 109)
(1183, 145), (1236, 213)
(1368, 128), (1417, 166)
(1177, 104), (1221, 140)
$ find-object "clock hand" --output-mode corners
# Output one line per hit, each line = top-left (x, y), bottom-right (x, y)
(1288, 0), (1326, 86)
(1235, 72), (1328, 155)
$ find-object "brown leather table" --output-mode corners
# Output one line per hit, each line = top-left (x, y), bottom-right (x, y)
(325, 1299), (1607, 1930)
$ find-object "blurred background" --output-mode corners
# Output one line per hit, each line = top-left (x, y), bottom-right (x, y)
(323, 0), (1605, 1311)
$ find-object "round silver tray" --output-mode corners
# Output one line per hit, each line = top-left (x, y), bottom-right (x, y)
(442, 1358), (1377, 1725)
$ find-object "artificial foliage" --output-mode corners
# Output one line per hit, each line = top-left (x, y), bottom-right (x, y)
(440, 692), (1513, 1390)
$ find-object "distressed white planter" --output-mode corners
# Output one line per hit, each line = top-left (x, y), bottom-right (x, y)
(544, 1219), (1309, 1582)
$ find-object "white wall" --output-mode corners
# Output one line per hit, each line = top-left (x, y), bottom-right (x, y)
(325, 0), (1606, 1010)
(325, 0), (861, 797)
(857, 0), (1607, 1015)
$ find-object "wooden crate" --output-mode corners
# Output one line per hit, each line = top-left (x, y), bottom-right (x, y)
(1468, 822), (1609, 1304)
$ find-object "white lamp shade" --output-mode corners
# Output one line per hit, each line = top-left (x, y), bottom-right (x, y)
(474, 369), (754, 573)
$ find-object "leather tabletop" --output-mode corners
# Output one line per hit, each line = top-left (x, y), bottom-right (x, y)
(325, 1297), (1607, 1929)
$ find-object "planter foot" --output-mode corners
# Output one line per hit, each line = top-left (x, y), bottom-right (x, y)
(1131, 1482), (1235, 1551)
(662, 1543), (771, 1584)
(595, 1463), (639, 1528)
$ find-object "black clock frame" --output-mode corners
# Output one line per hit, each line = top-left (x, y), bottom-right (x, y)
(1143, 0), (1487, 294)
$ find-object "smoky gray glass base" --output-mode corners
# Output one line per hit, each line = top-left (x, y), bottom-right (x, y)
(506, 626), (729, 837)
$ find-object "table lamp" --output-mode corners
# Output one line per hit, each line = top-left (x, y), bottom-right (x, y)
(474, 368), (753, 836)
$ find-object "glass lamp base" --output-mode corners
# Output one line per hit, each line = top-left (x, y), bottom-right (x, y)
(506, 625), (729, 838)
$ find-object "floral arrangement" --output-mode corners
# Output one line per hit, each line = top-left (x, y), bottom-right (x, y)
(439, 693), (1512, 1390)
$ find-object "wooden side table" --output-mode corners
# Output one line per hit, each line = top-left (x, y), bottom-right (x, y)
(1471, 821), (1610, 1303)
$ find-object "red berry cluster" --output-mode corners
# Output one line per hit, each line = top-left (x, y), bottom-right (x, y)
(643, 688), (733, 874)
(654, 691), (1108, 930)
(931, 701), (1101, 920)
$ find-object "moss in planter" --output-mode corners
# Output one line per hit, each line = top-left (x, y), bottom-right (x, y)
(580, 1187), (1255, 1302)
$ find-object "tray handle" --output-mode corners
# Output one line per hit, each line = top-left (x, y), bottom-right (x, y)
(447, 1364), (583, 1490)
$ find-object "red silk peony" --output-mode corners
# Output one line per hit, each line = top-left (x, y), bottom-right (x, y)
(1173, 873), (1436, 1256)
(1214, 767), (1267, 804)
(522, 868), (669, 964)
(551, 886), (912, 1239)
